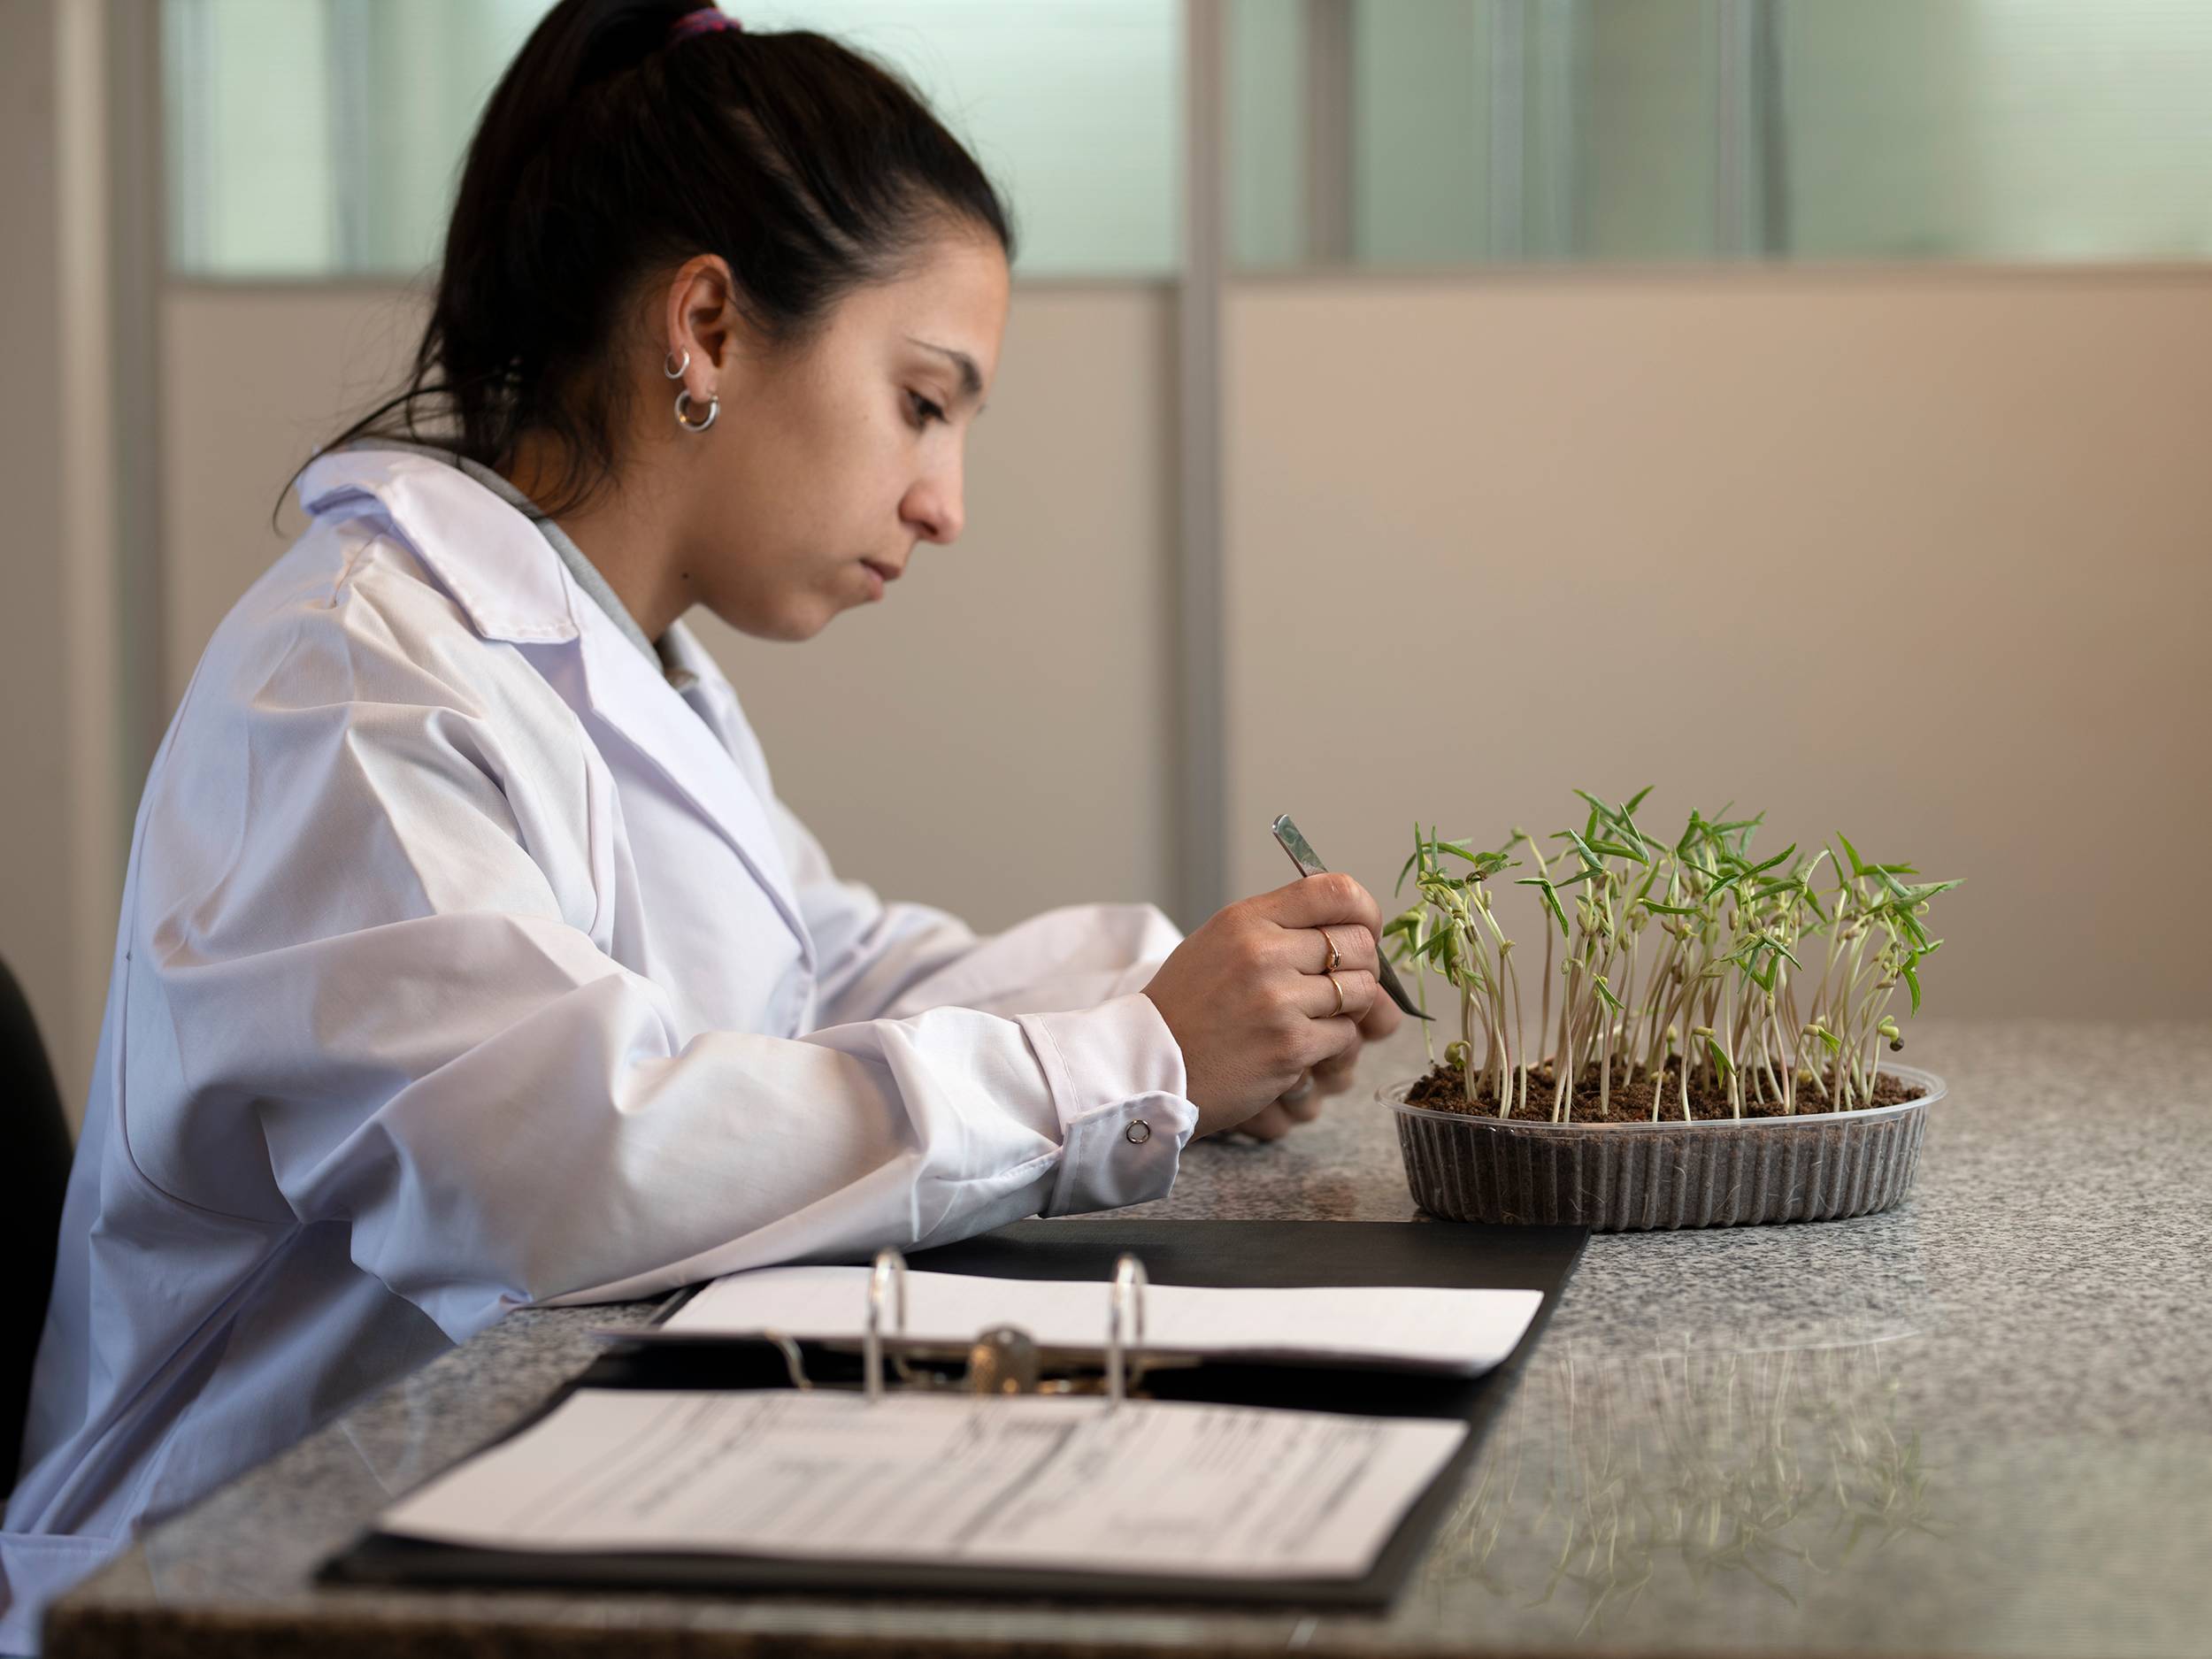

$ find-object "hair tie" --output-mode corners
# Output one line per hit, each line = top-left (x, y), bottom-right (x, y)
(669, 8), (743, 43)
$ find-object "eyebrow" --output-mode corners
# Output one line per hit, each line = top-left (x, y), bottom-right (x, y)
(905, 335), (987, 415)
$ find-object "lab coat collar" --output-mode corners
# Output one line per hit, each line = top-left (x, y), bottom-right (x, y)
(298, 447), (581, 645)
(297, 448), (813, 970)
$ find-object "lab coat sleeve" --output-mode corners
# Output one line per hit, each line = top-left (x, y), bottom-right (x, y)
(764, 794), (1199, 1226)
(128, 588), (1197, 1343)
(764, 791), (1187, 1026)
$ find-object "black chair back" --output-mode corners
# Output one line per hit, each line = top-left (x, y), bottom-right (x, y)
(1, 956), (73, 1497)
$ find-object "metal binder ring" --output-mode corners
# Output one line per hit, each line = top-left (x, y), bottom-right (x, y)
(761, 1328), (813, 1391)
(1105, 1254), (1148, 1411)
(864, 1249), (909, 1402)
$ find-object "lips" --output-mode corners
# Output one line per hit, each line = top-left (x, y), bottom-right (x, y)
(860, 559), (902, 583)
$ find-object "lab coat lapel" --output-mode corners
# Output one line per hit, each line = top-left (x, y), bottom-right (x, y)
(299, 448), (812, 971)
(572, 614), (814, 972)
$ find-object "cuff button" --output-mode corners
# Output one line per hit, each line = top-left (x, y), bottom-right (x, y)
(1125, 1119), (1153, 1145)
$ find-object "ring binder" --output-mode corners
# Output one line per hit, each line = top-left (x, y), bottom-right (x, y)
(767, 1248), (1165, 1403)
(322, 1218), (1592, 1609)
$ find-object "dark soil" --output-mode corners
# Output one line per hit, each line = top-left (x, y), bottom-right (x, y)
(1403, 1055), (1927, 1124)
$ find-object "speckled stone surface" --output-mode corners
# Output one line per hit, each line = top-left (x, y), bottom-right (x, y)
(41, 1018), (2212, 1658)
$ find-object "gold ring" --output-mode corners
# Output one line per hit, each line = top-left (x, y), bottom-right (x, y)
(1319, 927), (1340, 973)
(1325, 971), (1345, 1018)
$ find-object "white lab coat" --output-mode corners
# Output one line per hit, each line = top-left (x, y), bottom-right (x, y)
(0, 449), (1197, 1651)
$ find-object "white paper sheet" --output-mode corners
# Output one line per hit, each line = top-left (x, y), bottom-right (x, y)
(376, 1388), (1469, 1580)
(646, 1266), (1542, 1376)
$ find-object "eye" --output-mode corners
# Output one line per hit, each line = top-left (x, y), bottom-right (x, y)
(908, 391), (948, 428)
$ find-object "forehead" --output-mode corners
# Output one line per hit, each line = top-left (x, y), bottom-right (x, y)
(841, 230), (1009, 399)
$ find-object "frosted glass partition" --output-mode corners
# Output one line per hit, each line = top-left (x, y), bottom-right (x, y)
(165, 0), (1180, 280)
(164, 0), (549, 277)
(1229, 0), (2212, 267)
(737, 0), (1179, 276)
(1781, 0), (2212, 260)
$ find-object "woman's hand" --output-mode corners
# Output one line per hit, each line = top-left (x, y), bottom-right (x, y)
(1233, 978), (1406, 1141)
(1141, 872), (1404, 1140)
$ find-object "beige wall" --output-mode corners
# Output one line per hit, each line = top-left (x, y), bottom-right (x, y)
(161, 282), (1180, 933)
(1225, 269), (2212, 1018)
(161, 284), (431, 695)
(0, 1), (122, 1125)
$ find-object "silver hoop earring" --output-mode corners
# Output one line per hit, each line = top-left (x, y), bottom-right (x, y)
(662, 349), (690, 380)
(674, 388), (719, 433)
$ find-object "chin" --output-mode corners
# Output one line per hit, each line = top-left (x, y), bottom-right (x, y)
(703, 595), (835, 645)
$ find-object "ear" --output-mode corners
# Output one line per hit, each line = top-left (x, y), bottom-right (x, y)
(663, 254), (739, 383)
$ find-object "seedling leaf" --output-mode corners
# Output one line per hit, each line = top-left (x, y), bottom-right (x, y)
(1744, 843), (1798, 878)
(1558, 827), (1608, 874)
(1837, 832), (1870, 879)
(1517, 877), (1571, 938)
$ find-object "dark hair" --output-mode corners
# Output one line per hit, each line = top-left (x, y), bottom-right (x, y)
(309, 0), (1018, 516)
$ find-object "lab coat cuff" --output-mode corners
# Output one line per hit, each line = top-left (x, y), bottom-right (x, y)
(1018, 994), (1197, 1215)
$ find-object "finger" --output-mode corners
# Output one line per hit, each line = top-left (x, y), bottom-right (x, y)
(1237, 1102), (1294, 1141)
(1358, 991), (1405, 1042)
(1295, 968), (1378, 1024)
(1279, 1086), (1325, 1124)
(1313, 1029), (1362, 1076)
(1311, 1041), (1361, 1094)
(1294, 1018), (1363, 1082)
(1283, 922), (1379, 978)
(1264, 872), (1381, 942)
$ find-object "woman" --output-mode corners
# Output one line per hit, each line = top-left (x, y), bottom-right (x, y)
(1, 2), (1395, 1644)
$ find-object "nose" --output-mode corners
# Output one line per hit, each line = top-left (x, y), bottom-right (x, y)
(902, 455), (965, 545)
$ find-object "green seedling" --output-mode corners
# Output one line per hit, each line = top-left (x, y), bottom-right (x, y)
(1386, 792), (1959, 1122)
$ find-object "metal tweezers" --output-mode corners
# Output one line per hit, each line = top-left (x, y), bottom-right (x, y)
(1271, 814), (1432, 1021)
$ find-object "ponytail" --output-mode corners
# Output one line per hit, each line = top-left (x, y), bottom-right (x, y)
(303, 1), (1017, 517)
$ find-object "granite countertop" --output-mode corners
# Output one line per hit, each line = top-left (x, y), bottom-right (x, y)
(43, 1018), (2212, 1658)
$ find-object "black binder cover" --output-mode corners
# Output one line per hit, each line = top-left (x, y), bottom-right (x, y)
(323, 1218), (1587, 1609)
